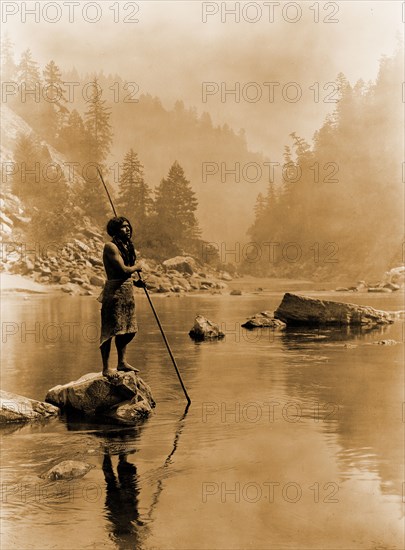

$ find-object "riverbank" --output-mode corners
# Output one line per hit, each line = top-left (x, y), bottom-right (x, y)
(1, 229), (236, 296)
(0, 273), (53, 294)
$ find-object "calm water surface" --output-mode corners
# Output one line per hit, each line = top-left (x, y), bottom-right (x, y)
(1, 282), (404, 549)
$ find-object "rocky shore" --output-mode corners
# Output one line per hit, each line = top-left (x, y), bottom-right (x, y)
(1, 190), (239, 296)
(2, 230), (234, 297)
(334, 267), (405, 293)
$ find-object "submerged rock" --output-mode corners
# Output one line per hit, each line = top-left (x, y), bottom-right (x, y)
(0, 390), (60, 424)
(45, 372), (155, 424)
(189, 315), (225, 340)
(242, 311), (286, 329)
(42, 460), (94, 481)
(230, 289), (242, 296)
(274, 293), (394, 326)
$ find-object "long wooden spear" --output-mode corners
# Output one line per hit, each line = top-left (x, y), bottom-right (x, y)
(97, 167), (191, 405)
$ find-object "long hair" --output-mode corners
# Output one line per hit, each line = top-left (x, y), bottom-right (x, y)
(106, 216), (136, 266)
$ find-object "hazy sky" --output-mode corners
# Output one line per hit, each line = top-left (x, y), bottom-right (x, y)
(3, 1), (403, 154)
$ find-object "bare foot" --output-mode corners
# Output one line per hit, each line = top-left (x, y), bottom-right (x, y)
(117, 362), (140, 374)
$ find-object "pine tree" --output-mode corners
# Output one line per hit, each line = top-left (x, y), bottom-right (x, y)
(117, 149), (153, 224)
(248, 191), (266, 240)
(80, 77), (113, 224)
(42, 60), (68, 141)
(43, 60), (66, 103)
(58, 109), (88, 166)
(1, 34), (16, 81)
(253, 192), (266, 222)
(14, 49), (43, 130)
(17, 49), (41, 88)
(154, 161), (200, 248)
(12, 133), (41, 201)
(84, 77), (113, 166)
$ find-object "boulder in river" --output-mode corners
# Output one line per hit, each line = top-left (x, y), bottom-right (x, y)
(41, 460), (94, 481)
(383, 283), (400, 291)
(42, 460), (94, 481)
(274, 293), (394, 326)
(189, 315), (225, 340)
(45, 371), (155, 424)
(242, 311), (286, 329)
(0, 390), (60, 424)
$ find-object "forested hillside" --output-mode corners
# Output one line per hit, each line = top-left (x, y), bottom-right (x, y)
(246, 49), (403, 280)
(1, 40), (267, 247)
(1, 37), (402, 280)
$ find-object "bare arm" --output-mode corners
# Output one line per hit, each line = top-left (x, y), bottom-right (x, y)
(103, 242), (142, 278)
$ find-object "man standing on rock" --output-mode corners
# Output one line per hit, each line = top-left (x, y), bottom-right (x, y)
(98, 216), (146, 378)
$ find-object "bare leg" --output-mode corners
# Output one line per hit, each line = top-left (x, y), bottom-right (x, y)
(115, 333), (139, 373)
(101, 339), (116, 377)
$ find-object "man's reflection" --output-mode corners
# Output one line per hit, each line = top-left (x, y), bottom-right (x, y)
(102, 451), (144, 548)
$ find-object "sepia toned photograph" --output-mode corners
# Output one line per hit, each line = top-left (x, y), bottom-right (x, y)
(0, 1), (404, 549)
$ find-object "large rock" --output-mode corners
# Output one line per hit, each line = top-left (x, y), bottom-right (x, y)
(81, 227), (103, 241)
(219, 271), (233, 281)
(274, 293), (394, 326)
(45, 372), (155, 424)
(0, 390), (60, 424)
(42, 460), (94, 481)
(189, 315), (225, 340)
(242, 311), (286, 329)
(163, 256), (196, 275)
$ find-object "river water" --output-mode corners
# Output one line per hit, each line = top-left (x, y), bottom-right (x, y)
(1, 281), (404, 549)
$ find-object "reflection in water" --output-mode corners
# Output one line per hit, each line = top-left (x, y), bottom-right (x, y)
(281, 323), (391, 345)
(102, 452), (143, 549)
(1, 292), (403, 548)
(95, 404), (189, 549)
(280, 324), (404, 500)
(146, 403), (190, 519)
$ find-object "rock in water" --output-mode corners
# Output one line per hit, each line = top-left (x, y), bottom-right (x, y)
(383, 283), (400, 291)
(42, 460), (94, 481)
(242, 311), (286, 329)
(0, 390), (60, 424)
(368, 287), (392, 293)
(274, 293), (393, 326)
(45, 372), (155, 424)
(189, 315), (225, 340)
